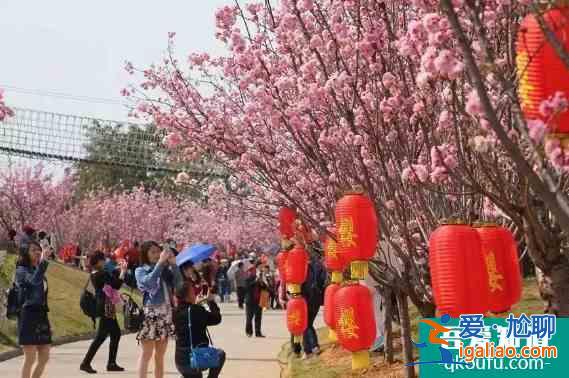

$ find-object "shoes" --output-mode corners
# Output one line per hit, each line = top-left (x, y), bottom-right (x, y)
(371, 345), (385, 353)
(302, 353), (314, 360)
(313, 346), (321, 355)
(255, 334), (266, 338)
(370, 337), (385, 353)
(80, 364), (97, 374)
(107, 364), (125, 372)
(246, 333), (253, 338)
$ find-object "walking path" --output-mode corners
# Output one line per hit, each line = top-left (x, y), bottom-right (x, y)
(0, 302), (308, 378)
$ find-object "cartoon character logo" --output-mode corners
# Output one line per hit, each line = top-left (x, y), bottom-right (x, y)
(407, 314), (469, 366)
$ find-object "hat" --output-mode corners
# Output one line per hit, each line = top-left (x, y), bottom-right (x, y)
(22, 225), (35, 235)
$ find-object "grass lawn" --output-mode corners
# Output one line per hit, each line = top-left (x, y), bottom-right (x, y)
(281, 277), (543, 378)
(0, 253), (140, 354)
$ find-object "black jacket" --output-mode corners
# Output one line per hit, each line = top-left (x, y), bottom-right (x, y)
(245, 275), (267, 306)
(174, 301), (221, 351)
(91, 270), (123, 317)
(301, 258), (327, 307)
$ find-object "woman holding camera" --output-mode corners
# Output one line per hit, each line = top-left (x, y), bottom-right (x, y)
(174, 281), (225, 378)
(134, 241), (181, 378)
(16, 241), (51, 378)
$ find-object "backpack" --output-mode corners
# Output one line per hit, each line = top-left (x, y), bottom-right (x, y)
(79, 277), (97, 327)
(122, 293), (144, 332)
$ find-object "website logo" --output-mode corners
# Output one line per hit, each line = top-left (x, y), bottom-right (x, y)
(415, 313), (562, 376)
(407, 314), (469, 367)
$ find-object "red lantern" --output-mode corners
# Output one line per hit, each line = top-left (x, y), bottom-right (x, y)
(324, 283), (341, 342)
(334, 283), (376, 370)
(516, 7), (569, 134)
(276, 251), (288, 281)
(279, 207), (296, 239)
(285, 245), (309, 294)
(125, 247), (140, 266)
(475, 225), (522, 313)
(429, 223), (490, 317)
(287, 296), (308, 342)
(324, 228), (345, 283)
(335, 193), (378, 279)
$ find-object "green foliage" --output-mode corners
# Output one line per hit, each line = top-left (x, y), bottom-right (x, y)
(74, 122), (175, 195)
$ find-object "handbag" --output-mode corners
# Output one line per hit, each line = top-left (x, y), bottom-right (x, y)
(122, 293), (144, 332)
(6, 270), (20, 320)
(188, 306), (220, 370)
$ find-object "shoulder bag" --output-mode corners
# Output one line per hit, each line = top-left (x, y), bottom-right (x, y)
(188, 306), (220, 370)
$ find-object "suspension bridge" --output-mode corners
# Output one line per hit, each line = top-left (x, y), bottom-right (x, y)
(0, 107), (222, 177)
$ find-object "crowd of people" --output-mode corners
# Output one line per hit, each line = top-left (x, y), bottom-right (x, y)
(3, 225), (387, 377)
(4, 226), (299, 377)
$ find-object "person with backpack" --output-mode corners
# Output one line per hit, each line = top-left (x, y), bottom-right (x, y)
(174, 281), (225, 378)
(15, 240), (52, 378)
(299, 246), (327, 359)
(80, 252), (128, 374)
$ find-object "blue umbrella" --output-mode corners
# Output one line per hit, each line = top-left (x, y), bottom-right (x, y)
(176, 243), (216, 267)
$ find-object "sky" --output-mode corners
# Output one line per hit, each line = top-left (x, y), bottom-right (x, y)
(0, 0), (232, 122)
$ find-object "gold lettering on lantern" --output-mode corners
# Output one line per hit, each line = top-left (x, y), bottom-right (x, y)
(288, 311), (301, 326)
(485, 250), (504, 292)
(327, 238), (339, 259)
(516, 51), (535, 111)
(338, 307), (359, 339)
(338, 217), (357, 247)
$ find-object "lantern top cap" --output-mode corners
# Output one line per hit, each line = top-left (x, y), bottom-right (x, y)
(281, 239), (295, 251)
(439, 218), (468, 226)
(340, 185), (365, 196)
(544, 0), (569, 9)
(341, 279), (361, 286)
(473, 221), (500, 228)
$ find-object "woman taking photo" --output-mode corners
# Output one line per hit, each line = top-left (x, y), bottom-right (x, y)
(16, 241), (51, 378)
(80, 251), (128, 374)
(174, 281), (225, 378)
(135, 241), (181, 378)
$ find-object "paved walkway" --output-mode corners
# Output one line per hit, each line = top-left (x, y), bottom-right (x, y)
(1, 303), (300, 378)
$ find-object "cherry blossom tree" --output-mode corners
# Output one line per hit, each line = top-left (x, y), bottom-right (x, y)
(125, 1), (569, 322)
(0, 88), (14, 122)
(123, 3), (569, 373)
(55, 186), (276, 253)
(0, 165), (73, 237)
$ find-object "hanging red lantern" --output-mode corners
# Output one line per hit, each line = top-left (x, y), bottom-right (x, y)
(324, 283), (341, 342)
(334, 283), (376, 370)
(429, 223), (490, 317)
(335, 192), (378, 280)
(285, 245), (309, 294)
(324, 228), (345, 283)
(287, 296), (308, 342)
(279, 207), (296, 239)
(276, 250), (288, 281)
(475, 224), (522, 313)
(516, 6), (569, 134)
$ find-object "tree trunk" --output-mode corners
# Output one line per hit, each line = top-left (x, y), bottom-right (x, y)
(383, 286), (394, 364)
(522, 212), (569, 316)
(536, 258), (569, 316)
(397, 292), (416, 378)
